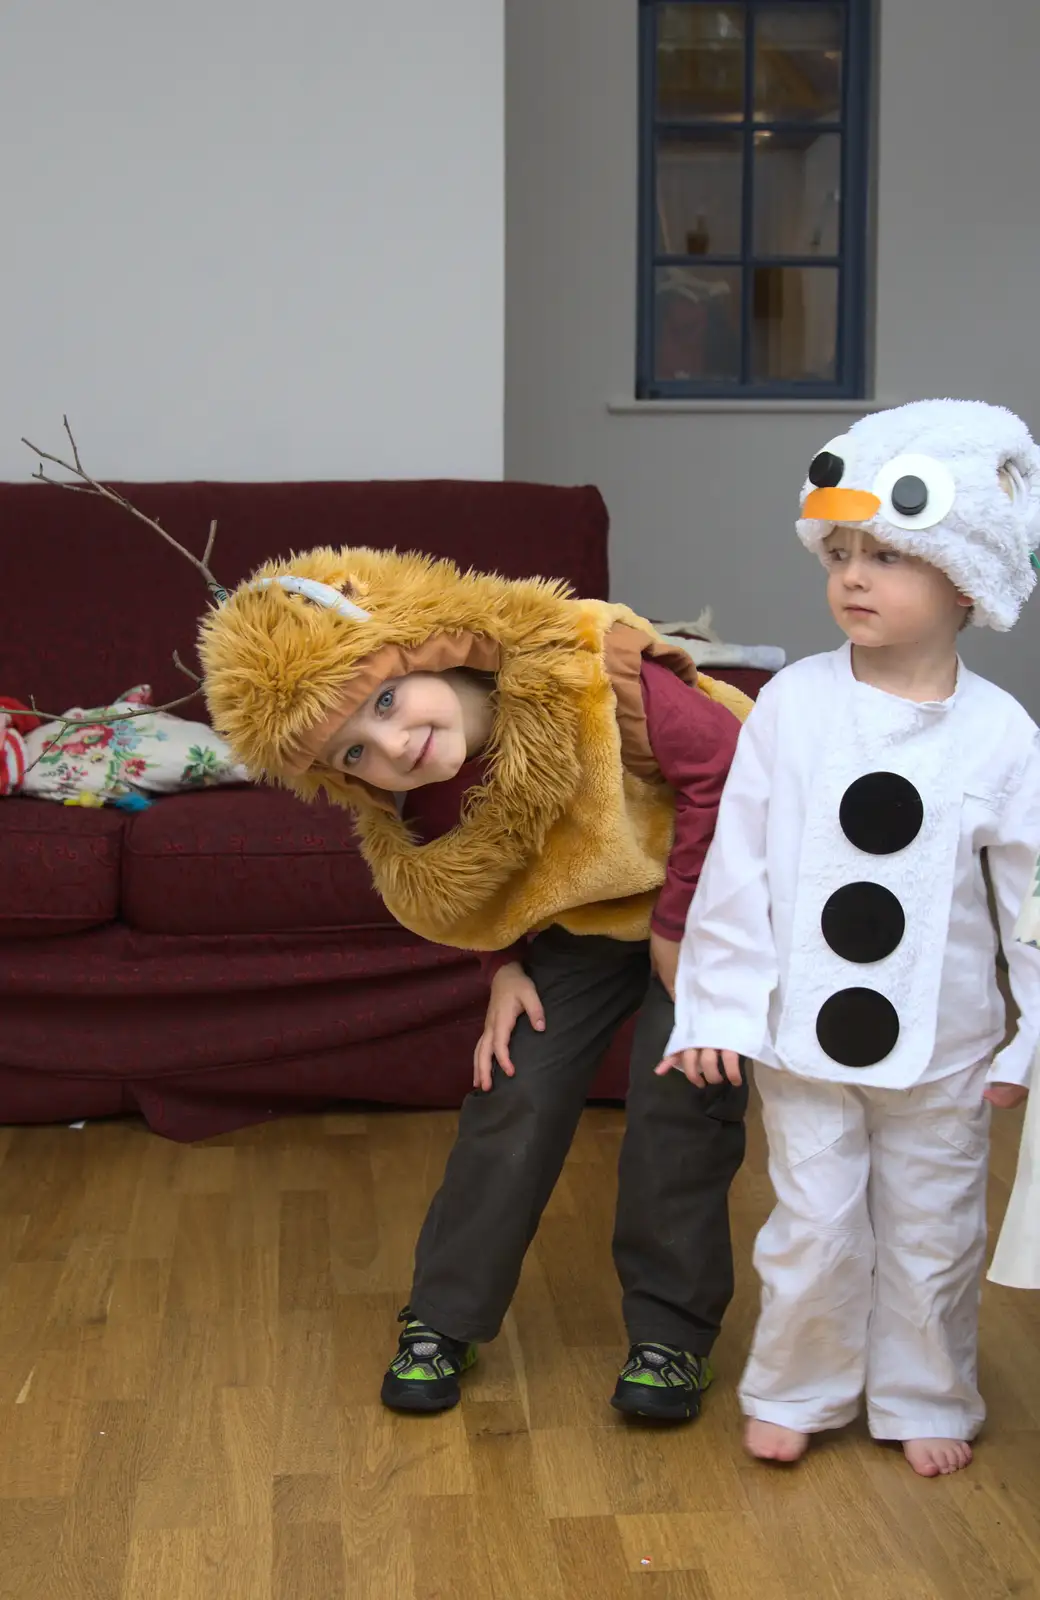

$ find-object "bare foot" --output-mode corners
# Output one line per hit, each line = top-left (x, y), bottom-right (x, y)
(745, 1420), (810, 1463)
(902, 1438), (973, 1477)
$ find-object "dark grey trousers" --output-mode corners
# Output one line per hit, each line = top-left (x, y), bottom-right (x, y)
(410, 927), (748, 1352)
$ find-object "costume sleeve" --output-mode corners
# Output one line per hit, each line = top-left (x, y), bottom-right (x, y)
(665, 678), (779, 1060)
(640, 659), (741, 941)
(986, 730), (1040, 1088)
(477, 943), (527, 985)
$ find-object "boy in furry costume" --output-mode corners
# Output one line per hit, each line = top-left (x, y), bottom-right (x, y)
(200, 549), (751, 1419)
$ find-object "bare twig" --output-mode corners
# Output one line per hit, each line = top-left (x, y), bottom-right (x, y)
(20, 687), (205, 780)
(24, 727), (71, 777)
(21, 416), (224, 597)
(19, 417), (224, 785)
(173, 650), (203, 686)
(27, 689), (203, 730)
(63, 414), (84, 474)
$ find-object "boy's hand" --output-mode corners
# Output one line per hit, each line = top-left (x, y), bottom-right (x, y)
(655, 1047), (743, 1088)
(650, 931), (680, 999)
(984, 1082), (1028, 1109)
(473, 961), (545, 1092)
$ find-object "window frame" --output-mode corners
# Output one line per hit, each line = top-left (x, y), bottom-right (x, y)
(636, 0), (872, 401)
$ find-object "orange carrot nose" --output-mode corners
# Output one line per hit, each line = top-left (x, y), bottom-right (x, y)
(803, 487), (881, 523)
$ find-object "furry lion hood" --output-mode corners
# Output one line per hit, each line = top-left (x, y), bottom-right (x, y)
(198, 545), (715, 810)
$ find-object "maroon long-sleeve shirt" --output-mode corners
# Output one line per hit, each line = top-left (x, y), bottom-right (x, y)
(401, 657), (739, 982)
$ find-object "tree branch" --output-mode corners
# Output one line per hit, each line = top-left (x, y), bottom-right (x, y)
(173, 650), (203, 686)
(19, 417), (222, 782)
(21, 417), (224, 595)
(20, 687), (205, 780)
(27, 689), (203, 730)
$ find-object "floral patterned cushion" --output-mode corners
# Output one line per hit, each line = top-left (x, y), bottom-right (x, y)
(19, 684), (248, 803)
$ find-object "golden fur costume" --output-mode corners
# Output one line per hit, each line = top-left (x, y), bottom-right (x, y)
(200, 548), (752, 949)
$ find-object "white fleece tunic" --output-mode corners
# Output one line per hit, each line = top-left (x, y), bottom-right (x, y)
(668, 644), (1040, 1090)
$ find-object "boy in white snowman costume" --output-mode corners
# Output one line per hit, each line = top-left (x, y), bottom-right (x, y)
(658, 398), (1040, 1478)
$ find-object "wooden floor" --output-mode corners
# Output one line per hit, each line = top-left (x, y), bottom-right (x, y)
(0, 1092), (1037, 1600)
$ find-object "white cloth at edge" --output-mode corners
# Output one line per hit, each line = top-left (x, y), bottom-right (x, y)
(989, 880), (1040, 1287)
(740, 1061), (990, 1439)
(655, 611), (787, 673)
(667, 643), (1040, 1090)
(988, 1051), (1040, 1288)
(662, 636), (788, 673)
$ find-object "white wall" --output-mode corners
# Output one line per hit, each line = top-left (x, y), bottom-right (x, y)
(0, 0), (503, 482)
(506, 0), (1040, 711)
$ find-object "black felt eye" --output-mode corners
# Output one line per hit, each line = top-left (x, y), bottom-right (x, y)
(816, 988), (900, 1067)
(891, 475), (928, 517)
(821, 882), (905, 964)
(808, 451), (845, 488)
(839, 772), (924, 856)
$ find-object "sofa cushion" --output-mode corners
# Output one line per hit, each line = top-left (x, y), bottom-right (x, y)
(0, 798), (125, 938)
(121, 786), (394, 936)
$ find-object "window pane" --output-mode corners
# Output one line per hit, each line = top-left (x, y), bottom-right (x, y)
(656, 132), (744, 256)
(655, 266), (741, 384)
(751, 266), (838, 382)
(753, 130), (840, 256)
(754, 4), (843, 123)
(656, 5), (746, 123)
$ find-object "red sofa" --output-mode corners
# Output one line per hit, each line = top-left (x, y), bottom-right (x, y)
(1, 478), (769, 1140)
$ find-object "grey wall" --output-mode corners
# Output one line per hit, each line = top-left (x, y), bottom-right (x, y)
(506, 0), (1040, 711)
(2, 0), (504, 482)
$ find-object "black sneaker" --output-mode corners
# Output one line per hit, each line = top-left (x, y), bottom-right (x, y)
(610, 1342), (713, 1422)
(379, 1309), (478, 1413)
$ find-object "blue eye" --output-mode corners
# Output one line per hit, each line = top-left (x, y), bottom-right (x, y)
(376, 687), (395, 713)
(344, 744), (364, 767)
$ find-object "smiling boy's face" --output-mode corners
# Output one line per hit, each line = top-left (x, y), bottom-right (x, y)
(319, 671), (471, 792)
(823, 527), (971, 649)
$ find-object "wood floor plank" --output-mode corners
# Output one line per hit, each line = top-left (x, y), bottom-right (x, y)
(552, 1514), (633, 1600)
(59, 1400), (148, 1600)
(273, 1312), (339, 1477)
(273, 1522), (345, 1600)
(0, 1497), (67, 1599)
(409, 1495), (495, 1600)
(131, 1315), (225, 1531)
(339, 1405), (417, 1600)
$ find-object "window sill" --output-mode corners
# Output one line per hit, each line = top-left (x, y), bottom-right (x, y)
(608, 398), (892, 416)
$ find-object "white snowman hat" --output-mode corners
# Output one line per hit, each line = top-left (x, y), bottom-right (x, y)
(796, 399), (1040, 630)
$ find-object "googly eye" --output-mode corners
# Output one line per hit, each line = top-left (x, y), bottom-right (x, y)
(807, 435), (854, 490)
(872, 453), (956, 531)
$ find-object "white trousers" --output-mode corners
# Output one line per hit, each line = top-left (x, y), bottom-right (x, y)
(740, 1062), (991, 1441)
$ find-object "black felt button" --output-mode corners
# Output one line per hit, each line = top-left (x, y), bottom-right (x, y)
(816, 988), (900, 1067)
(840, 771), (923, 855)
(891, 474), (928, 516)
(808, 451), (844, 488)
(822, 881), (905, 964)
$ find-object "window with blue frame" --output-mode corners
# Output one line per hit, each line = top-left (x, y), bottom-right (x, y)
(638, 0), (871, 399)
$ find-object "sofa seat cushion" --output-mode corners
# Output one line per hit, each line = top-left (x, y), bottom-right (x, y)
(0, 798), (125, 938)
(121, 786), (394, 936)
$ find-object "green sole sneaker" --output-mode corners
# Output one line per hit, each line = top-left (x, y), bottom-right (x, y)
(610, 1342), (713, 1423)
(380, 1312), (478, 1414)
